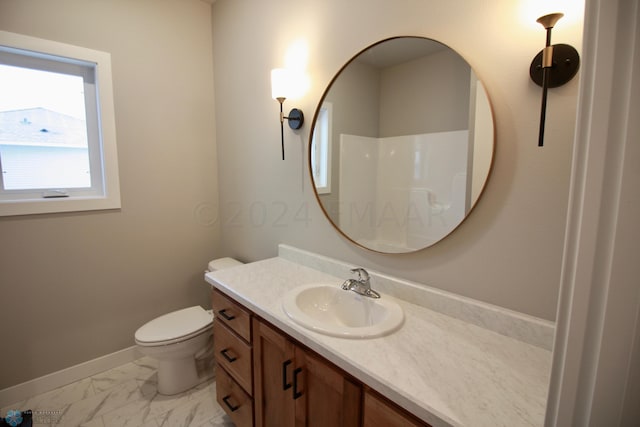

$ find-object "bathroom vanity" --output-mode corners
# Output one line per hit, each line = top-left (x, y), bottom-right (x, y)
(205, 245), (553, 427)
(211, 286), (421, 427)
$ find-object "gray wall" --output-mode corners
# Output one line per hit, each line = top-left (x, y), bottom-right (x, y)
(379, 48), (471, 136)
(212, 0), (583, 321)
(0, 0), (220, 389)
(320, 61), (379, 223)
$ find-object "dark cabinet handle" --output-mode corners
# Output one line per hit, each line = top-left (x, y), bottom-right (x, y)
(222, 395), (239, 412)
(218, 309), (236, 321)
(282, 360), (292, 390)
(293, 367), (303, 400)
(220, 349), (237, 363)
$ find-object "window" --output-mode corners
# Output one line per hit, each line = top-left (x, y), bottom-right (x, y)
(311, 102), (332, 194)
(0, 31), (120, 216)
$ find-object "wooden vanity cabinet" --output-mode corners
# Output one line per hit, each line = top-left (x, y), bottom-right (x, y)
(213, 321), (252, 392)
(211, 289), (254, 427)
(252, 317), (295, 427)
(211, 287), (430, 427)
(363, 388), (428, 427)
(216, 367), (253, 427)
(253, 318), (361, 427)
(211, 288), (252, 342)
(294, 348), (362, 427)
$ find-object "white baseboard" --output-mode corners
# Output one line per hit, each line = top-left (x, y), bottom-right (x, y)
(0, 346), (142, 408)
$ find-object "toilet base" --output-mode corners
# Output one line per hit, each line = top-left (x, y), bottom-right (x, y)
(134, 307), (213, 396)
(137, 332), (212, 395)
(157, 356), (200, 395)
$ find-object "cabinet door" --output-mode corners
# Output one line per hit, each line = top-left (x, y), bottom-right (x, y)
(253, 318), (296, 427)
(363, 389), (429, 427)
(294, 348), (361, 427)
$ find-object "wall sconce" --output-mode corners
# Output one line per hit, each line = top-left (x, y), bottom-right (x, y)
(271, 68), (304, 160)
(529, 12), (580, 147)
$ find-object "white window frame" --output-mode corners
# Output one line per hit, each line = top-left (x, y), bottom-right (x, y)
(0, 31), (120, 216)
(311, 102), (332, 194)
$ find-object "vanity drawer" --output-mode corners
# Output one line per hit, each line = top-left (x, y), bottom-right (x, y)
(212, 288), (252, 342)
(217, 365), (253, 427)
(214, 320), (253, 394)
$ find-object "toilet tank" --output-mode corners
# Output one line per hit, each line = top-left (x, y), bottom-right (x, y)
(207, 257), (243, 272)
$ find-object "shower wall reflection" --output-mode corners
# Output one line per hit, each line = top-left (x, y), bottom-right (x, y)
(339, 131), (469, 252)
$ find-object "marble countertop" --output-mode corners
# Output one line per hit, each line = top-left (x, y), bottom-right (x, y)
(205, 257), (551, 427)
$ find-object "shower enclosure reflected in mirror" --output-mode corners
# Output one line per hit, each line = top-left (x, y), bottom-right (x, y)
(309, 37), (495, 253)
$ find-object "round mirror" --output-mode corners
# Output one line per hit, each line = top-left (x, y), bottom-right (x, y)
(309, 37), (495, 253)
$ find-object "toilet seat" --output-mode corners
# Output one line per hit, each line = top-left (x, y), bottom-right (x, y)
(135, 306), (213, 346)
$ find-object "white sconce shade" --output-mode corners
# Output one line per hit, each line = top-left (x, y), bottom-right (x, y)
(271, 68), (291, 100)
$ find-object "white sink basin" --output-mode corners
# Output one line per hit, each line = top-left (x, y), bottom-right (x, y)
(281, 283), (404, 338)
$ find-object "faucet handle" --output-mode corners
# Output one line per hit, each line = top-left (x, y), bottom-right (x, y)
(350, 267), (370, 282)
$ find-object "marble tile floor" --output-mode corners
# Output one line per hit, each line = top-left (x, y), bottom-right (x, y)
(1, 355), (234, 427)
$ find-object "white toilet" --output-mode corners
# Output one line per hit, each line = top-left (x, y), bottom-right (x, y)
(134, 257), (243, 395)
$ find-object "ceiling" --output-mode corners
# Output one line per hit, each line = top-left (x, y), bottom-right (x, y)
(355, 37), (447, 69)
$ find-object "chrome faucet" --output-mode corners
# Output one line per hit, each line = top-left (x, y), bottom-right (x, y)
(341, 268), (380, 299)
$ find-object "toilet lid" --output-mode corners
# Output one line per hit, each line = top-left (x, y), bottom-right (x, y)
(135, 306), (213, 344)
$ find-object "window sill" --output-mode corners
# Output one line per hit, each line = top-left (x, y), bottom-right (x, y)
(0, 195), (121, 217)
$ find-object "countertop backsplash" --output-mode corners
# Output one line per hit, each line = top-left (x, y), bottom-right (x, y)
(278, 244), (555, 350)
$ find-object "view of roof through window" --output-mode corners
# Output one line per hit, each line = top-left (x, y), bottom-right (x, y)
(0, 64), (90, 189)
